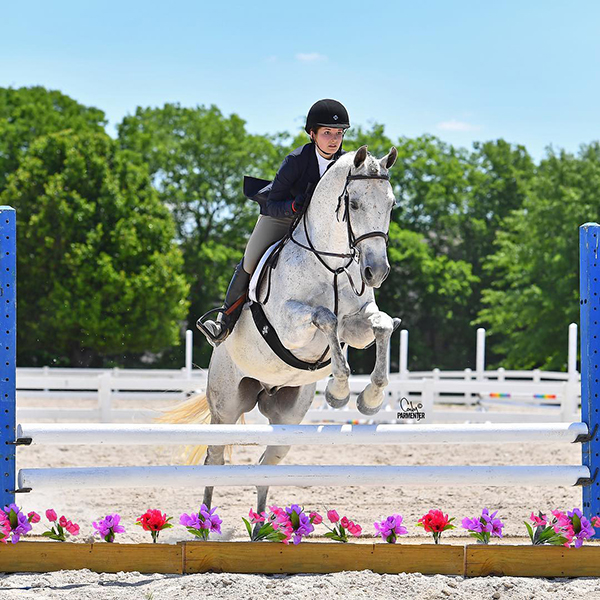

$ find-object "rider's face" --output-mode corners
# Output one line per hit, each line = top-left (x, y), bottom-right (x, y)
(313, 127), (345, 157)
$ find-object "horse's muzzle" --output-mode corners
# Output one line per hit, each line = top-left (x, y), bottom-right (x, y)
(361, 260), (390, 288)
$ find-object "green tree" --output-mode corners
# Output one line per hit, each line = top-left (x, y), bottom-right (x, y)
(0, 86), (106, 192)
(478, 143), (600, 369)
(1, 130), (189, 367)
(118, 103), (284, 365)
(377, 224), (477, 370)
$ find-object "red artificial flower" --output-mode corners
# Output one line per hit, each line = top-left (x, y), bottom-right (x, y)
(137, 509), (170, 532)
(418, 510), (452, 533)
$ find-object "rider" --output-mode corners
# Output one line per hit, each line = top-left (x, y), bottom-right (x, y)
(197, 99), (351, 346)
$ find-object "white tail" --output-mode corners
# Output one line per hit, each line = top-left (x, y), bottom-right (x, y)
(156, 391), (244, 464)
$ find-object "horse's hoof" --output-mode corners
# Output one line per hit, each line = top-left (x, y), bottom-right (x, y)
(356, 391), (383, 415)
(325, 389), (350, 408)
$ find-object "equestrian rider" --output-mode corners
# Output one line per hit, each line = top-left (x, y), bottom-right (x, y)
(197, 99), (351, 346)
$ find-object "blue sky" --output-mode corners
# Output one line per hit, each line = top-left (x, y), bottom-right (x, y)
(2, 0), (598, 162)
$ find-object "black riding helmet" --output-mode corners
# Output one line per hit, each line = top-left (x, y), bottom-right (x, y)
(304, 99), (350, 133)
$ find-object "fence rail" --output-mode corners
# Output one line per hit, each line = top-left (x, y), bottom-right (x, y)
(15, 367), (581, 424)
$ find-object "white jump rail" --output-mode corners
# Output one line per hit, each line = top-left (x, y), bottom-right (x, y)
(16, 422), (589, 446)
(18, 464), (590, 490)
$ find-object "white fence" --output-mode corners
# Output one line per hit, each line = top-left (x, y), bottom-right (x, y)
(17, 369), (205, 422)
(16, 367), (580, 424)
(16, 324), (581, 424)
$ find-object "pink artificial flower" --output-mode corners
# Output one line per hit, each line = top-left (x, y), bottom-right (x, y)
(0, 511), (10, 544)
(348, 522), (362, 537)
(310, 512), (323, 525)
(66, 522), (80, 536)
(268, 505), (293, 544)
(530, 512), (547, 527)
(248, 509), (266, 524)
(327, 510), (339, 523)
(340, 516), (350, 529)
(59, 516), (68, 528)
(28, 511), (40, 524)
(46, 509), (57, 522)
(592, 516), (600, 528)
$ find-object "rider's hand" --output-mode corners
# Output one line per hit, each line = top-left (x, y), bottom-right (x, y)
(292, 194), (306, 213)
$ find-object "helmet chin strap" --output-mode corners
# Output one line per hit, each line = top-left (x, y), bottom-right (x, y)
(311, 133), (336, 158)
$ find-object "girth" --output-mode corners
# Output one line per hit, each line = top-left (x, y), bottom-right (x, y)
(250, 301), (343, 371)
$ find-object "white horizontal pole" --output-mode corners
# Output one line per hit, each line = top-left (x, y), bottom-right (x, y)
(18, 464), (589, 490)
(17, 422), (588, 446)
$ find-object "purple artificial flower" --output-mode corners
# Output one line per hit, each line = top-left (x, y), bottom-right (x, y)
(462, 508), (503, 544)
(374, 514), (408, 544)
(482, 509), (504, 538)
(567, 508), (595, 548)
(180, 505), (222, 540)
(4, 504), (32, 544)
(199, 504), (222, 534)
(284, 504), (314, 545)
(93, 514), (125, 543)
(461, 516), (483, 533)
(293, 512), (314, 545)
(180, 512), (202, 529)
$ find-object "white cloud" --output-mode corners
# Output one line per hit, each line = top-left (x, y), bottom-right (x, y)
(437, 119), (481, 132)
(295, 52), (327, 62)
(266, 55), (277, 63)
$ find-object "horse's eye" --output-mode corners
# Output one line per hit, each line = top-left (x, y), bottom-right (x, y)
(350, 200), (359, 210)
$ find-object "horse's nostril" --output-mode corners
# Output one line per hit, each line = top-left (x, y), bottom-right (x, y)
(365, 266), (373, 281)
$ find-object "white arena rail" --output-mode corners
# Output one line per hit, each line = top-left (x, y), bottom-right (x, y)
(16, 422), (589, 446)
(18, 464), (590, 491)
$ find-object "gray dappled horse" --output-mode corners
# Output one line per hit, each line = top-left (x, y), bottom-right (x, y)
(164, 146), (400, 515)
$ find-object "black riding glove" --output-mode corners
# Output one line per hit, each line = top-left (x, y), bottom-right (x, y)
(292, 194), (306, 214)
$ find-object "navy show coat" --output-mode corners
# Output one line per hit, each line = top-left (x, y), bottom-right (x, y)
(243, 142), (345, 219)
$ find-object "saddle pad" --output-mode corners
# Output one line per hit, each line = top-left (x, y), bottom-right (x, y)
(248, 240), (283, 303)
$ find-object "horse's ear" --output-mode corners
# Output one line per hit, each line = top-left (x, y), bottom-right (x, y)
(380, 147), (398, 170)
(354, 145), (368, 169)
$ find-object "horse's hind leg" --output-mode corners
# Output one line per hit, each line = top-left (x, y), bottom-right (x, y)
(254, 383), (316, 516)
(202, 348), (262, 509)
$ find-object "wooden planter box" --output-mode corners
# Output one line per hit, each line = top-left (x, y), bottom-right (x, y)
(184, 542), (463, 575)
(0, 542), (183, 574)
(0, 542), (599, 577)
(466, 545), (600, 578)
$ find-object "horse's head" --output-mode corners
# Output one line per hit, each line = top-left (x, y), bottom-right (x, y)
(344, 145), (397, 288)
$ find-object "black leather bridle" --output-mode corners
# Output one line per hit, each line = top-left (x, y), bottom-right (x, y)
(289, 169), (391, 315)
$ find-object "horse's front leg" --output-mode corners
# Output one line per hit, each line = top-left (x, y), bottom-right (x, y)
(311, 306), (351, 407)
(282, 300), (350, 408)
(340, 302), (400, 415)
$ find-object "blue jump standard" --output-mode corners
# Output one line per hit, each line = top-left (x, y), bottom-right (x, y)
(0, 208), (16, 509)
(580, 223), (600, 538)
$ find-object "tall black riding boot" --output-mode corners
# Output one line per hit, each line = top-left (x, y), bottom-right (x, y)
(196, 261), (251, 346)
